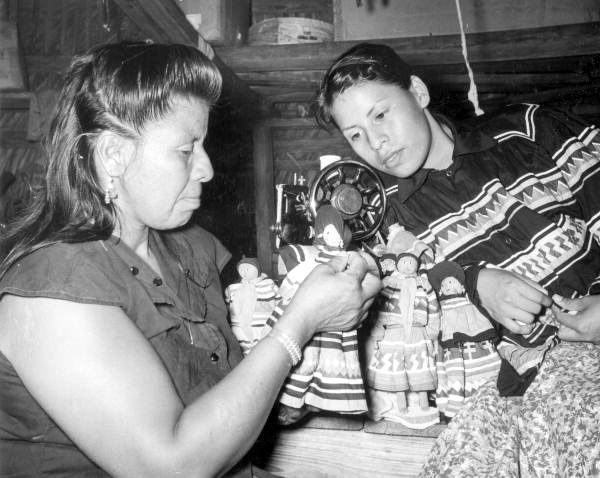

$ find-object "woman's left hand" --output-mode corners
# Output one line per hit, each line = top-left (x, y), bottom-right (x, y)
(552, 295), (600, 344)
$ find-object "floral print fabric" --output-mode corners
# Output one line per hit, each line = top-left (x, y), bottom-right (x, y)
(419, 342), (600, 477)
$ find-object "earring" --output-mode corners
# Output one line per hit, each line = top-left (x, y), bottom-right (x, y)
(104, 177), (117, 205)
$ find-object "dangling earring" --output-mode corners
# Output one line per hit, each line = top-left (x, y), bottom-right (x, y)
(104, 177), (117, 205)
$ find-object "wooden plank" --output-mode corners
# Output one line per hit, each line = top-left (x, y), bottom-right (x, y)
(215, 21), (600, 73)
(238, 71), (590, 97)
(262, 426), (436, 477)
(0, 91), (31, 109)
(253, 120), (276, 276)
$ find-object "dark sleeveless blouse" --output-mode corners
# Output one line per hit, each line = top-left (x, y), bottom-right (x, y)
(0, 225), (254, 477)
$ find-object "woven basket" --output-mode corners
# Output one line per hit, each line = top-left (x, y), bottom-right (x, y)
(248, 17), (334, 45)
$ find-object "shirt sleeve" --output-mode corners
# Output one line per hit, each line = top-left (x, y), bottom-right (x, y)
(532, 106), (600, 241)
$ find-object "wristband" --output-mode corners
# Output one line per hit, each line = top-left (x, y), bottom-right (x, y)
(269, 328), (302, 366)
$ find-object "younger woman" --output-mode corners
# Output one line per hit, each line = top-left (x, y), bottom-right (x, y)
(316, 42), (600, 476)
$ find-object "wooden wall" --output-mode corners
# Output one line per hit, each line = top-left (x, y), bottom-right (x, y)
(333, 0), (600, 41)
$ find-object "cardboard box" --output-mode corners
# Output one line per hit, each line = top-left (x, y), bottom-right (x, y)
(248, 17), (333, 45)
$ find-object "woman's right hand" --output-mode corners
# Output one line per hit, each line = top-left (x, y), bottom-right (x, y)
(279, 251), (382, 345)
(552, 295), (600, 344)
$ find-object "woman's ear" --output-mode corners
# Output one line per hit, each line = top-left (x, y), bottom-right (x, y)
(409, 75), (430, 109)
(95, 131), (132, 178)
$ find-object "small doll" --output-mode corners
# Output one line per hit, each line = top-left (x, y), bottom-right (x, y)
(427, 261), (501, 419)
(264, 205), (367, 424)
(365, 225), (440, 429)
(224, 257), (279, 355)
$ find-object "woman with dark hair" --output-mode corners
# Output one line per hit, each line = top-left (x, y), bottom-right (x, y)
(316, 42), (600, 476)
(0, 41), (381, 477)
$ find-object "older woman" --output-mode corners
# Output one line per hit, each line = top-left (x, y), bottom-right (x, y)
(0, 41), (382, 477)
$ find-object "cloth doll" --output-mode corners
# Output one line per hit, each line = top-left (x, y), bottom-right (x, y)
(427, 260), (502, 419)
(225, 257), (279, 355)
(264, 205), (367, 424)
(364, 225), (440, 429)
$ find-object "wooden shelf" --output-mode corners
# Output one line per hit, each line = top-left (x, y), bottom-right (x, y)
(0, 91), (32, 110)
(216, 22), (600, 105)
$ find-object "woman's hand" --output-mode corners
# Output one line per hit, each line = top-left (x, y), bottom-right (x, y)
(477, 268), (552, 334)
(552, 295), (600, 344)
(280, 251), (382, 344)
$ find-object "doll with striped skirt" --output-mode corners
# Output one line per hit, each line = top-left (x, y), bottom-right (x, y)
(427, 261), (501, 419)
(264, 205), (367, 424)
(365, 226), (440, 429)
(225, 258), (279, 355)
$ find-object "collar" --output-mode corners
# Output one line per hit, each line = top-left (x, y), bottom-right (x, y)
(388, 112), (498, 203)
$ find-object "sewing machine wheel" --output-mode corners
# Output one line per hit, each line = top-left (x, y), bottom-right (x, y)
(309, 160), (387, 242)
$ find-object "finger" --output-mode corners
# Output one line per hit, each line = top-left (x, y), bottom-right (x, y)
(344, 251), (369, 278)
(356, 250), (380, 276)
(357, 307), (372, 326)
(552, 294), (589, 312)
(510, 294), (547, 317)
(495, 315), (535, 335)
(325, 253), (350, 273)
(499, 302), (537, 325)
(516, 276), (553, 307)
(551, 307), (582, 332)
(557, 324), (585, 342)
(361, 272), (383, 299)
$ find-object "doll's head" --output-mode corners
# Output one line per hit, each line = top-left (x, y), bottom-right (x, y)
(387, 224), (427, 256)
(379, 253), (397, 276)
(427, 261), (466, 298)
(395, 253), (419, 276)
(439, 275), (465, 296)
(313, 205), (350, 249)
(237, 257), (260, 281)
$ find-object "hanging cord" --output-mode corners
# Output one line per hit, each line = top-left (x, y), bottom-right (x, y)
(455, 0), (484, 116)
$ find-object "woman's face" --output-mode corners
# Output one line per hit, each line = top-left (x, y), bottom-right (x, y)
(330, 80), (432, 178)
(118, 95), (213, 231)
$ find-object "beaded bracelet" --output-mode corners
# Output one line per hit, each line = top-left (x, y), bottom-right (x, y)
(269, 328), (302, 366)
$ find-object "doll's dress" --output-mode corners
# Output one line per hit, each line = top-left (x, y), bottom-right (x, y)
(365, 274), (440, 429)
(367, 275), (437, 392)
(435, 293), (501, 418)
(263, 245), (367, 415)
(225, 273), (279, 355)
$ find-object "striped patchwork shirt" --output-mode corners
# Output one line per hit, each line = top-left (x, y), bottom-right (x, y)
(377, 104), (600, 394)
(381, 103), (600, 301)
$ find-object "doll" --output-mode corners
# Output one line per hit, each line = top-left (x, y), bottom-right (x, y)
(364, 225), (440, 429)
(264, 205), (367, 424)
(427, 260), (501, 419)
(224, 257), (279, 355)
